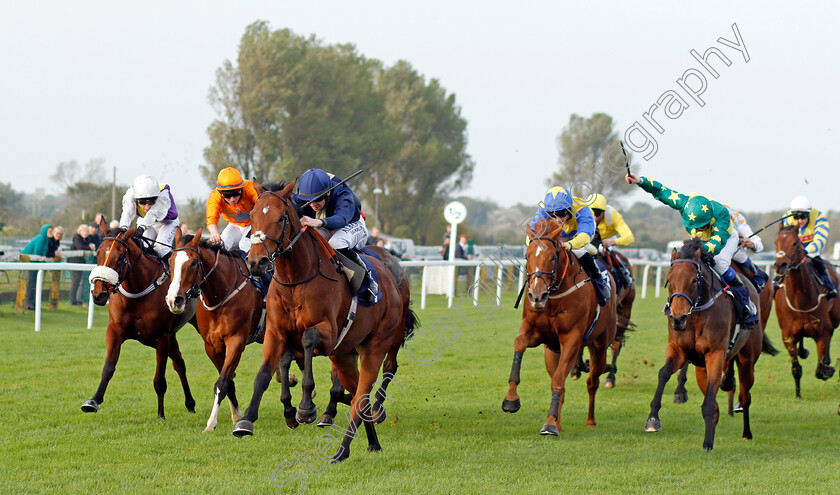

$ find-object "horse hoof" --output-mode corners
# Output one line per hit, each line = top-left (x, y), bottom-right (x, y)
(367, 443), (382, 452)
(799, 348), (809, 359)
(720, 375), (735, 392)
(296, 407), (317, 425)
(202, 425), (216, 433)
(570, 373), (581, 381)
(644, 417), (661, 432)
(329, 450), (349, 464)
(232, 419), (254, 437)
(373, 408), (387, 425)
(539, 424), (559, 436)
(317, 414), (334, 427)
(673, 392), (688, 404)
(604, 377), (615, 389)
(501, 398), (521, 414)
(703, 442), (714, 451)
(733, 401), (744, 414)
(285, 417), (299, 429)
(81, 399), (99, 413)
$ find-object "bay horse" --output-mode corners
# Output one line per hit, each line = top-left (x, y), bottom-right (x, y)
(571, 248), (636, 388)
(644, 239), (775, 450)
(773, 224), (840, 400)
(672, 261), (776, 412)
(502, 219), (617, 435)
(165, 228), (264, 432)
(233, 181), (417, 463)
(82, 216), (197, 418)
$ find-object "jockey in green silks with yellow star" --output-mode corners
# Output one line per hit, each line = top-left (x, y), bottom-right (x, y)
(626, 173), (758, 329)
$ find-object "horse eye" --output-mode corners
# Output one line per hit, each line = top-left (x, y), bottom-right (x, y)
(190, 260), (197, 267)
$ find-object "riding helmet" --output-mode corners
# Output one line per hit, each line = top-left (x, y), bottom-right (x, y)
(132, 175), (160, 200)
(216, 167), (245, 191)
(297, 169), (332, 201)
(789, 195), (811, 213)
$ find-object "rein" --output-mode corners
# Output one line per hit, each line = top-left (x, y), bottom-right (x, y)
(251, 190), (339, 287)
(94, 235), (168, 297)
(664, 258), (722, 316)
(776, 232), (826, 313)
(526, 236), (575, 295)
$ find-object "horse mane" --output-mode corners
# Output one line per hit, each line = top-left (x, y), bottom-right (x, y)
(107, 227), (126, 237)
(679, 238), (715, 265)
(262, 181), (289, 192)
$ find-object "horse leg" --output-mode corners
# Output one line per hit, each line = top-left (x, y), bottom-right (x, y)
(355, 350), (388, 454)
(319, 365), (353, 427)
(205, 337), (247, 432)
(371, 346), (402, 424)
(814, 335), (835, 380)
(168, 335), (196, 413)
(585, 340), (609, 427)
(329, 353), (361, 463)
(502, 328), (535, 414)
(570, 348), (585, 380)
(699, 351), (725, 451)
(153, 336), (171, 419)
(645, 349), (685, 432)
(673, 363), (689, 404)
(735, 354), (756, 440)
(203, 344), (227, 433)
(82, 328), (123, 413)
(783, 336), (803, 398)
(295, 327), (320, 425)
(604, 339), (622, 389)
(233, 331), (285, 437)
(541, 339), (582, 436)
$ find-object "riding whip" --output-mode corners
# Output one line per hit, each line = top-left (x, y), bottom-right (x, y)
(300, 169), (365, 209)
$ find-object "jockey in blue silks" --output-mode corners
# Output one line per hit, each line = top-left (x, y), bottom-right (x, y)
(292, 168), (377, 298)
(530, 186), (609, 306)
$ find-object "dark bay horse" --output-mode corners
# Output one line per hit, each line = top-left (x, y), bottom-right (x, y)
(774, 224), (840, 400)
(233, 181), (417, 463)
(571, 248), (636, 388)
(82, 217), (197, 418)
(502, 220), (617, 435)
(672, 261), (776, 412)
(165, 228), (264, 432)
(644, 239), (775, 450)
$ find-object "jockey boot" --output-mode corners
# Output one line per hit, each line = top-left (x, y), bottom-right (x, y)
(810, 256), (838, 299)
(336, 248), (378, 299)
(741, 257), (769, 291)
(614, 253), (634, 288)
(579, 252), (607, 306)
(723, 267), (758, 329)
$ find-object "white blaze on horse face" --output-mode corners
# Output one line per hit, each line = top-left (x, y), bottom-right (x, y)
(535, 245), (543, 257)
(251, 231), (265, 244)
(165, 251), (190, 311)
(262, 206), (269, 214)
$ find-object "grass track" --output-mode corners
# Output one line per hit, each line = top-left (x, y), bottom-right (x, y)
(1, 291), (839, 494)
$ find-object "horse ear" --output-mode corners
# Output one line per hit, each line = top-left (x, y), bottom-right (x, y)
(188, 228), (202, 247)
(670, 247), (679, 261)
(280, 179), (296, 198)
(174, 226), (182, 246)
(99, 215), (109, 236)
(253, 179), (265, 196)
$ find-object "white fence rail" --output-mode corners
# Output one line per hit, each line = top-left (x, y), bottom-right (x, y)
(1, 257), (782, 332)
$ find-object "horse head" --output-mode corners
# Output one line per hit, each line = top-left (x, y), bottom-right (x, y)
(666, 239), (708, 331)
(247, 180), (298, 276)
(166, 227), (204, 314)
(89, 225), (138, 306)
(774, 224), (804, 278)
(525, 219), (567, 310)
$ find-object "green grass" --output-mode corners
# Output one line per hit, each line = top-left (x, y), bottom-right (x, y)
(1, 291), (839, 495)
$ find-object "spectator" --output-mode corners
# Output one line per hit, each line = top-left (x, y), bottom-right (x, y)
(375, 238), (401, 259)
(21, 224), (52, 310)
(366, 227), (381, 246)
(48, 226), (64, 257)
(458, 235), (473, 260)
(88, 213), (106, 248)
(109, 219), (119, 230)
(69, 224), (95, 306)
(440, 236), (466, 260)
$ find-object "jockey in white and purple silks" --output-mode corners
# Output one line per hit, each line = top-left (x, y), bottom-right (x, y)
(119, 175), (179, 258)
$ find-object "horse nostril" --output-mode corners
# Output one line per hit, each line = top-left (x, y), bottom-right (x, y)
(174, 296), (184, 307)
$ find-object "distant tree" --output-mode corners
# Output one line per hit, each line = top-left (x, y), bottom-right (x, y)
(549, 113), (633, 204)
(49, 158), (107, 189)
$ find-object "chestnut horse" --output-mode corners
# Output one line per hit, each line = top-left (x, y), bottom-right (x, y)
(165, 228), (264, 432)
(644, 239), (775, 450)
(233, 181), (417, 463)
(502, 219), (617, 435)
(82, 217), (197, 418)
(773, 224), (840, 400)
(672, 262), (776, 412)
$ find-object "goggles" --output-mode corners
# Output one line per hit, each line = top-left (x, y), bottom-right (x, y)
(137, 198), (157, 206)
(547, 208), (572, 219)
(591, 208), (605, 217)
(221, 189), (242, 199)
(792, 212), (809, 220)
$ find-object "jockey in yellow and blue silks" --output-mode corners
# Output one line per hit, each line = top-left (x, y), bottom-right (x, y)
(782, 195), (837, 299)
(588, 193), (635, 289)
(626, 173), (758, 328)
(530, 186), (609, 306)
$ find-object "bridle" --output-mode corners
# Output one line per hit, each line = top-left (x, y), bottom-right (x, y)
(172, 244), (222, 301)
(664, 258), (717, 317)
(775, 230), (807, 277)
(526, 236), (571, 294)
(96, 235), (138, 294)
(250, 190), (338, 287)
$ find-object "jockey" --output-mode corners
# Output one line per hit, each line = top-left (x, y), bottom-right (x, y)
(292, 168), (377, 298)
(119, 175), (179, 258)
(588, 193), (635, 289)
(727, 208), (770, 291)
(783, 196), (837, 299)
(206, 167), (259, 252)
(626, 173), (758, 328)
(530, 186), (609, 306)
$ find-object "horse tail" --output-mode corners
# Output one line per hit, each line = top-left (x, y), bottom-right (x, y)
(615, 316), (636, 343)
(403, 305), (419, 344)
(761, 332), (779, 356)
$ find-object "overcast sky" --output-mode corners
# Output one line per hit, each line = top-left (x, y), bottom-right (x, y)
(2, 1), (838, 215)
